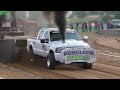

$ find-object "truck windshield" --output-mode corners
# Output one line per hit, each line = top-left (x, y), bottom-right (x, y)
(50, 31), (81, 41)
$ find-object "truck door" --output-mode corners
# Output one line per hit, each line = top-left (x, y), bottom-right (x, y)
(42, 31), (49, 57)
(35, 29), (45, 56)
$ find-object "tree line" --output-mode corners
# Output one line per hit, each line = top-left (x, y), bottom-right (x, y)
(69, 11), (120, 23)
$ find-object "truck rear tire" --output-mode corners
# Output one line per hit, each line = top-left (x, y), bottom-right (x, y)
(29, 46), (36, 61)
(47, 52), (56, 70)
(82, 63), (93, 69)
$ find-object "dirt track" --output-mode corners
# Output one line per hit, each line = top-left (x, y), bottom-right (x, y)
(0, 33), (120, 79)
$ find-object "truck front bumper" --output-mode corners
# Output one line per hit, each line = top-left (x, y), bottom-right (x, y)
(54, 49), (96, 64)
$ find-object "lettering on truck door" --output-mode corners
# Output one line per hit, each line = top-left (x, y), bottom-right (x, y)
(42, 31), (49, 57)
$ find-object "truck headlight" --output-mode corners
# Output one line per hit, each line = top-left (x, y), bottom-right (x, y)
(89, 51), (95, 55)
(56, 47), (65, 53)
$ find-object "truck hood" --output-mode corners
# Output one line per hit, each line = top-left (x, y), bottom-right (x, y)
(51, 39), (90, 48)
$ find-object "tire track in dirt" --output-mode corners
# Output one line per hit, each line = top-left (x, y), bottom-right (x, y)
(96, 53), (120, 67)
(97, 50), (120, 56)
(93, 63), (120, 76)
(5, 51), (120, 79)
(5, 63), (75, 79)
(54, 65), (100, 79)
(97, 61), (120, 67)
(5, 61), (120, 79)
(58, 64), (120, 79)
(0, 63), (41, 79)
(88, 35), (120, 67)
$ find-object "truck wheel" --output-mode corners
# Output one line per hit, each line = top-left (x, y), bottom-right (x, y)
(47, 52), (56, 70)
(29, 47), (35, 61)
(82, 63), (93, 69)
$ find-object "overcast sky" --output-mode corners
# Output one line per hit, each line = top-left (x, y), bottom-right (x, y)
(66, 11), (72, 18)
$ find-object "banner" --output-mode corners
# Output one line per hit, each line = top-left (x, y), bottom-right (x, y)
(2, 22), (11, 27)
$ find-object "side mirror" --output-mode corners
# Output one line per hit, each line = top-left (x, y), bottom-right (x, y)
(82, 36), (88, 43)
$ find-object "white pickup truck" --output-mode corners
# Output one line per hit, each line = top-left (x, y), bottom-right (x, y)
(27, 28), (96, 70)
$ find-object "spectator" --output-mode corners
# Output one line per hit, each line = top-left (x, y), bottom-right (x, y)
(97, 22), (101, 30)
(101, 22), (104, 29)
(91, 22), (95, 31)
(109, 21), (113, 29)
(84, 22), (88, 32)
(107, 21), (112, 29)
(70, 23), (73, 30)
(89, 22), (92, 32)
(94, 21), (97, 31)
(76, 22), (79, 32)
(82, 23), (85, 32)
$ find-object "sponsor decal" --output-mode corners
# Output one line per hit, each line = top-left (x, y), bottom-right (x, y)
(42, 44), (47, 51)
(67, 55), (90, 61)
(64, 50), (95, 56)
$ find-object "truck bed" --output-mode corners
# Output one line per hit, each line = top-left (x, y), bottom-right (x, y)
(29, 37), (37, 40)
(4, 36), (36, 40)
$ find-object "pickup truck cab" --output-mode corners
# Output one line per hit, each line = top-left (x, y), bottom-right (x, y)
(27, 28), (96, 70)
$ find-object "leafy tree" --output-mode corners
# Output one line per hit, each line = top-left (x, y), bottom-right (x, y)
(113, 11), (120, 19)
(70, 11), (87, 18)
(102, 14), (112, 22)
(11, 11), (17, 30)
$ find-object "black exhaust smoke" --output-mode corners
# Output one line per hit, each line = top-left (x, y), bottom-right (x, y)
(54, 11), (67, 43)
(43, 11), (67, 43)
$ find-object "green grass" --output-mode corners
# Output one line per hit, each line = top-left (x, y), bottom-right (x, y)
(77, 27), (98, 34)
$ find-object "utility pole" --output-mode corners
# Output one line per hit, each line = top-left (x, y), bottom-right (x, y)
(24, 11), (30, 34)
(25, 11), (29, 21)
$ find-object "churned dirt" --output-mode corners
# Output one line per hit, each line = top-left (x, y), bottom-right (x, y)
(95, 37), (120, 50)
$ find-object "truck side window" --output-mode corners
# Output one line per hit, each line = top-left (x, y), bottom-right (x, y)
(38, 30), (44, 40)
(50, 31), (61, 41)
(44, 31), (49, 39)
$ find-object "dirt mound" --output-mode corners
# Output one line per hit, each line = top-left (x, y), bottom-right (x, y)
(95, 37), (120, 50)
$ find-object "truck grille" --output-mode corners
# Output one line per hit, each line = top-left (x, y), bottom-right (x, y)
(66, 46), (86, 49)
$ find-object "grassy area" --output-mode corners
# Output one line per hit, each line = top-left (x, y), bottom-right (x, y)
(67, 26), (98, 34)
(78, 32), (96, 34)
(78, 28), (96, 32)
(76, 27), (98, 34)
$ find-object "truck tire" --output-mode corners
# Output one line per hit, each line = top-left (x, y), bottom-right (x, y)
(82, 63), (93, 69)
(47, 52), (56, 70)
(29, 46), (36, 61)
